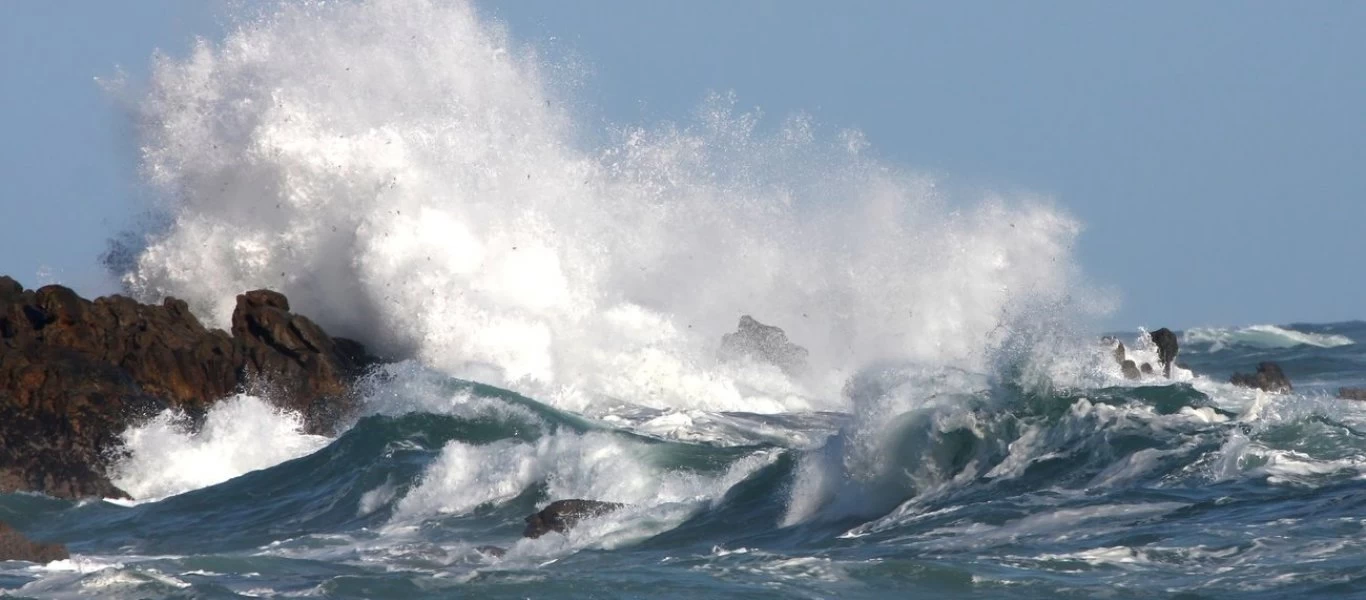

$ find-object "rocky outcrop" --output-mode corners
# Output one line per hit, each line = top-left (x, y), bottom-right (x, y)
(1338, 387), (1366, 401)
(0, 277), (377, 499)
(0, 521), (68, 563)
(1106, 339), (1150, 380)
(1121, 359), (1141, 380)
(1230, 362), (1292, 393)
(718, 315), (808, 375)
(523, 499), (624, 538)
(1149, 328), (1179, 378)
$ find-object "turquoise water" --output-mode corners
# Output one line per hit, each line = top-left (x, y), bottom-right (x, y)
(5, 322), (1366, 599)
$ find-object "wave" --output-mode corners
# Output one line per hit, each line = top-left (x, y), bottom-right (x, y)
(110, 395), (330, 501)
(1182, 324), (1354, 352)
(112, 0), (1102, 420)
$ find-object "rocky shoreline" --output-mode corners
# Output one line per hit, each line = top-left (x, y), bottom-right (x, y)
(2, 280), (1364, 561)
(0, 277), (377, 500)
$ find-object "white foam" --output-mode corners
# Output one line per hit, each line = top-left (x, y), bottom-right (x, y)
(392, 431), (775, 522)
(1183, 324), (1353, 352)
(109, 395), (329, 501)
(117, 0), (1099, 419)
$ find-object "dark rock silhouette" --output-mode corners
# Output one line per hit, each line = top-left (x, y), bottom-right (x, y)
(0, 521), (68, 563)
(1338, 387), (1366, 401)
(1149, 328), (1179, 378)
(523, 499), (624, 538)
(1230, 362), (1292, 393)
(0, 276), (377, 499)
(718, 315), (808, 375)
(1140, 363), (1155, 375)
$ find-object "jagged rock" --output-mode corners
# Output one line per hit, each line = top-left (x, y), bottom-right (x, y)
(1338, 387), (1366, 401)
(0, 521), (68, 563)
(1149, 328), (1179, 378)
(523, 499), (624, 538)
(1230, 362), (1292, 393)
(0, 276), (378, 499)
(1121, 359), (1141, 380)
(718, 315), (808, 375)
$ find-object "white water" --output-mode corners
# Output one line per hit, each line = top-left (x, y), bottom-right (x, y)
(391, 430), (775, 522)
(110, 395), (329, 500)
(1183, 324), (1354, 352)
(118, 0), (1100, 420)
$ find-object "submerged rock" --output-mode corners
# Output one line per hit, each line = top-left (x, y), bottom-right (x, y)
(523, 499), (624, 538)
(1230, 362), (1292, 393)
(0, 521), (68, 563)
(0, 276), (378, 499)
(718, 315), (809, 375)
(475, 545), (507, 558)
(1149, 328), (1179, 378)
(1338, 387), (1366, 401)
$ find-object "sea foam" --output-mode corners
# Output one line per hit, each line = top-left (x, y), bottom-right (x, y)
(109, 395), (328, 501)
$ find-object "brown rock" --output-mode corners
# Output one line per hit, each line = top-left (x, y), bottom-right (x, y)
(0, 521), (68, 563)
(1230, 362), (1292, 393)
(0, 276), (379, 499)
(1121, 359), (1141, 380)
(523, 499), (624, 538)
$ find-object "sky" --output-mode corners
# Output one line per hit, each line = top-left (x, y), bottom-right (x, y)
(1, 1), (1363, 330)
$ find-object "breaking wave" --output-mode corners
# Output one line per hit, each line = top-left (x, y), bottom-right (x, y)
(1182, 324), (1354, 352)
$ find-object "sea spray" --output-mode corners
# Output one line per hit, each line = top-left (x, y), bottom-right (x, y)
(117, 0), (1100, 419)
(110, 395), (329, 500)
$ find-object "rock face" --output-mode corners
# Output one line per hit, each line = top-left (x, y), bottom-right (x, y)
(1149, 328), (1179, 378)
(0, 521), (68, 563)
(0, 277), (376, 499)
(1338, 387), (1366, 401)
(1230, 362), (1292, 393)
(718, 315), (809, 375)
(523, 499), (624, 538)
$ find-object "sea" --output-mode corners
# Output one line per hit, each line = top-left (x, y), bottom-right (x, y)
(6, 1), (1366, 598)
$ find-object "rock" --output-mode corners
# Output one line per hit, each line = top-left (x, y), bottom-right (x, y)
(718, 315), (808, 375)
(523, 499), (624, 538)
(1338, 387), (1366, 401)
(1140, 363), (1155, 375)
(0, 276), (378, 499)
(1121, 359), (1141, 380)
(0, 521), (68, 563)
(1106, 339), (1141, 379)
(1230, 362), (1292, 393)
(1109, 339), (1127, 366)
(475, 545), (506, 558)
(1149, 328), (1179, 378)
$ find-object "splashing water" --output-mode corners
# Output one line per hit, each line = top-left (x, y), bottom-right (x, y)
(6, 3), (1365, 598)
(110, 395), (329, 501)
(118, 0), (1097, 419)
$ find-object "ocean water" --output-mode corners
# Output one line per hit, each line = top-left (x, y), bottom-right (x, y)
(7, 1), (1366, 598)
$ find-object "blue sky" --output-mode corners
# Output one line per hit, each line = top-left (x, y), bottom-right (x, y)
(1, 1), (1362, 330)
